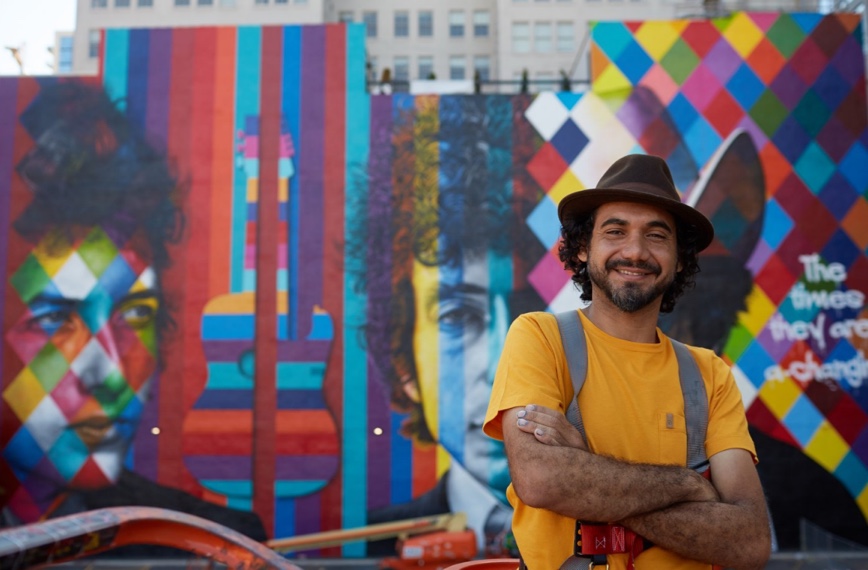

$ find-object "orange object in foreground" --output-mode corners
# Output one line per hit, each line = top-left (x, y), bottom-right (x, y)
(0, 506), (301, 569)
(379, 530), (478, 570)
(442, 559), (520, 569)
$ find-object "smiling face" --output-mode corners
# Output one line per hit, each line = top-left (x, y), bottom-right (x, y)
(411, 250), (513, 502)
(580, 201), (681, 314)
(4, 226), (159, 501)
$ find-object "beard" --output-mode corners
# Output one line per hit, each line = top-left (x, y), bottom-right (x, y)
(587, 258), (674, 313)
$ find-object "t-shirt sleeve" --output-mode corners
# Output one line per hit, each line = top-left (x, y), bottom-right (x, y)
(483, 312), (572, 441)
(701, 350), (758, 462)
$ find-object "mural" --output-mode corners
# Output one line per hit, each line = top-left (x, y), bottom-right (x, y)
(0, 13), (866, 561)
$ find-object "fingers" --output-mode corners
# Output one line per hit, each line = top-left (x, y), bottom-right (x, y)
(516, 404), (587, 449)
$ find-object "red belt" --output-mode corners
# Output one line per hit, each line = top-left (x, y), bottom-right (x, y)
(575, 522), (648, 570)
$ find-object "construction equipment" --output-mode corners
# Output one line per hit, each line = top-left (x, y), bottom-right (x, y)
(268, 511), (478, 570)
(0, 507), (481, 569)
(266, 513), (477, 570)
(0, 506), (301, 570)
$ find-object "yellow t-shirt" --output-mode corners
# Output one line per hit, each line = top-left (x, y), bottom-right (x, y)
(483, 310), (756, 570)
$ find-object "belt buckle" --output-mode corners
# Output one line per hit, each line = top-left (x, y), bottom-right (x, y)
(588, 564), (609, 570)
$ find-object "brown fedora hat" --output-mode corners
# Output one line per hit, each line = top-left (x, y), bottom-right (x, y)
(557, 154), (714, 252)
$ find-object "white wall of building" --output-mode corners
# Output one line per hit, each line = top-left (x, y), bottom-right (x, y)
(70, 0), (829, 86)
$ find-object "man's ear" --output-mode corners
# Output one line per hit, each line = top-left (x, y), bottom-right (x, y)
(400, 374), (421, 403)
(577, 248), (588, 263)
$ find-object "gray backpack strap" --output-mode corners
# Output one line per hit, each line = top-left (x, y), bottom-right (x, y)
(670, 338), (709, 472)
(555, 311), (587, 442)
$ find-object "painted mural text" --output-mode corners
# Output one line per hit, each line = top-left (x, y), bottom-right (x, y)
(763, 253), (868, 389)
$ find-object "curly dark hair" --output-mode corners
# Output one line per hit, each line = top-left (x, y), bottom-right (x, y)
(13, 81), (185, 333)
(350, 94), (544, 443)
(557, 209), (702, 314)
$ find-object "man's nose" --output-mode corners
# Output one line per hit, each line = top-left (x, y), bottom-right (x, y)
(67, 317), (123, 394)
(620, 233), (651, 260)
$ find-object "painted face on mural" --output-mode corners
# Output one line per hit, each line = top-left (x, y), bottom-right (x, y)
(411, 250), (511, 502)
(4, 226), (159, 494)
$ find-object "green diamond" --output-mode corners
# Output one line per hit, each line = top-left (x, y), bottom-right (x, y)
(659, 38), (699, 86)
(749, 90), (788, 137)
(77, 227), (120, 278)
(30, 343), (70, 392)
(10, 254), (52, 304)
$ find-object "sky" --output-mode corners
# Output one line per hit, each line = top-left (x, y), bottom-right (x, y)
(0, 0), (77, 75)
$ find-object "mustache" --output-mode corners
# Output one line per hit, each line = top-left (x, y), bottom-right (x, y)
(605, 259), (661, 275)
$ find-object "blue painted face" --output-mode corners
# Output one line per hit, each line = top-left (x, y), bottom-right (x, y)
(412, 251), (513, 503)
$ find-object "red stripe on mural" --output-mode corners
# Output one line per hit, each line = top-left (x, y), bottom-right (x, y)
(320, 23), (346, 550)
(183, 433), (339, 456)
(512, 96), (536, 290)
(161, 27), (196, 489)
(254, 25), (282, 536)
(208, 27), (236, 297)
(210, 27), (236, 298)
(1, 80), (38, 435)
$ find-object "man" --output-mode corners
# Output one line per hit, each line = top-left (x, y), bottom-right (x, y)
(1, 81), (265, 542)
(483, 154), (771, 569)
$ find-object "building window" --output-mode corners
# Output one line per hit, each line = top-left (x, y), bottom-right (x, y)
(368, 56), (378, 82)
(512, 22), (530, 53)
(418, 55), (434, 79)
(198, 0), (213, 5)
(394, 56), (410, 82)
(339, 10), (353, 23)
(418, 10), (433, 37)
(534, 22), (553, 52)
(394, 11), (409, 37)
(91, 0), (107, 7)
(88, 30), (101, 58)
(363, 11), (377, 38)
(138, 0), (153, 6)
(275, 0), (287, 3)
(219, 0), (234, 5)
(449, 11), (465, 38)
(556, 22), (574, 52)
(58, 36), (73, 73)
(295, 0), (306, 4)
(116, 0), (130, 7)
(473, 11), (490, 37)
(254, 0), (268, 4)
(473, 55), (490, 81)
(449, 55), (466, 80)
(175, 0), (190, 5)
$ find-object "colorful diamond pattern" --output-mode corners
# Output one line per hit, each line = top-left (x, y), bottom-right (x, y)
(1, 224), (160, 502)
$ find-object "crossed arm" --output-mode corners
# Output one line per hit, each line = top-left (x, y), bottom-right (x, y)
(502, 404), (771, 570)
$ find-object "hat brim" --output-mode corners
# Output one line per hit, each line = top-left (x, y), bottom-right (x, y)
(557, 187), (715, 252)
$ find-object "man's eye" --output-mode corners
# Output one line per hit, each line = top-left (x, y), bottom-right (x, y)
(28, 309), (73, 332)
(117, 300), (158, 329)
(438, 303), (486, 334)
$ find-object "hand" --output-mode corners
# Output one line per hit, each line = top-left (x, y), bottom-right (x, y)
(689, 470), (721, 503)
(516, 404), (588, 451)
